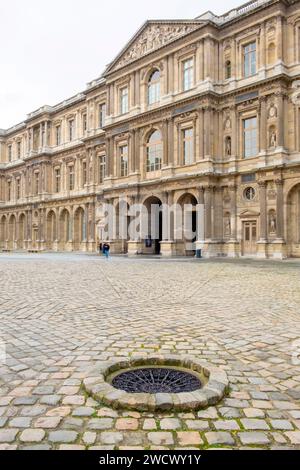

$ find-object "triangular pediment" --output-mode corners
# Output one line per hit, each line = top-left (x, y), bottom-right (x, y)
(239, 210), (260, 219)
(105, 20), (206, 75)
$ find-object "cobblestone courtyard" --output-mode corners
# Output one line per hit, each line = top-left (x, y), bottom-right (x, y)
(0, 253), (300, 450)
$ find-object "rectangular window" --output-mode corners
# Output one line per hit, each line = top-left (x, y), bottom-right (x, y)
(68, 119), (75, 141)
(69, 165), (75, 190)
(120, 87), (129, 114)
(82, 113), (87, 133)
(243, 42), (256, 78)
(7, 181), (11, 201)
(56, 125), (61, 146)
(82, 161), (87, 186)
(183, 128), (194, 165)
(183, 58), (194, 91)
(99, 155), (106, 183)
(99, 103), (106, 128)
(55, 168), (61, 193)
(8, 145), (12, 162)
(16, 178), (21, 200)
(243, 117), (258, 158)
(119, 145), (128, 177)
(34, 172), (39, 195)
(17, 142), (21, 159)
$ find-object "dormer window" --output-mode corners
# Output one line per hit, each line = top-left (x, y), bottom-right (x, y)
(148, 70), (160, 105)
(99, 103), (106, 128)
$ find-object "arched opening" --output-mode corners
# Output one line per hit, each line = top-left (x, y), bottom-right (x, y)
(74, 207), (86, 250)
(46, 211), (57, 250)
(18, 214), (26, 250)
(287, 183), (300, 257)
(8, 214), (16, 250)
(59, 209), (71, 250)
(146, 130), (163, 173)
(176, 193), (198, 256)
(142, 196), (163, 255)
(0, 215), (7, 250)
(148, 69), (160, 105)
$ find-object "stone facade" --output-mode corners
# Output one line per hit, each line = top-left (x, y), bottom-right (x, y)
(1, 0), (300, 259)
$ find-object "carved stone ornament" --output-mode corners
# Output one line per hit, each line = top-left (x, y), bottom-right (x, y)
(268, 104), (277, 119)
(114, 23), (201, 70)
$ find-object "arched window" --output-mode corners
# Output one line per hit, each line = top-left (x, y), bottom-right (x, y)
(148, 70), (160, 105)
(225, 60), (232, 79)
(146, 130), (162, 172)
(267, 43), (276, 65)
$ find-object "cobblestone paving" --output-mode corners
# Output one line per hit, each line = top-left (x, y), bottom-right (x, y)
(0, 253), (300, 450)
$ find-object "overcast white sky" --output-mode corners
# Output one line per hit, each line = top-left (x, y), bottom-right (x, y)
(0, 0), (242, 129)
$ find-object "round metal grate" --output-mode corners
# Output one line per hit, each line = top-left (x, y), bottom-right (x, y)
(111, 367), (202, 394)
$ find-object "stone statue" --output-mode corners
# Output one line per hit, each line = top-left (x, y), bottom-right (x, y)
(270, 130), (277, 148)
(269, 212), (277, 234)
(225, 137), (232, 156)
(224, 214), (231, 236)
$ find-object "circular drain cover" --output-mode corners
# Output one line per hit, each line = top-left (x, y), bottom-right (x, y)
(111, 367), (202, 394)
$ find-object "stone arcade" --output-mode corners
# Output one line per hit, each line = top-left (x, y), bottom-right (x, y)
(1, 0), (300, 259)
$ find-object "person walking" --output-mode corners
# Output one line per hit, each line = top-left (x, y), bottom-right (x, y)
(102, 242), (110, 259)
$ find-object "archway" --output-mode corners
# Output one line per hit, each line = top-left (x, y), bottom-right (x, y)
(46, 211), (57, 250)
(176, 193), (198, 256)
(73, 207), (86, 250)
(287, 183), (300, 257)
(18, 214), (26, 250)
(0, 215), (7, 250)
(142, 196), (163, 255)
(8, 214), (16, 250)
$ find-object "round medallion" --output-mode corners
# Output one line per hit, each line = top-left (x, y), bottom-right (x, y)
(244, 187), (256, 201)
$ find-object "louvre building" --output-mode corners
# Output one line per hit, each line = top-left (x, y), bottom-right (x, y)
(1, 0), (300, 259)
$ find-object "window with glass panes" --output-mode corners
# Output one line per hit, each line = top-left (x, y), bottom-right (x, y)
(82, 161), (87, 186)
(69, 165), (75, 190)
(8, 145), (12, 162)
(243, 117), (258, 158)
(82, 113), (87, 133)
(56, 125), (61, 146)
(120, 145), (128, 177)
(99, 103), (106, 128)
(183, 128), (194, 165)
(17, 142), (21, 159)
(120, 87), (129, 114)
(243, 42), (256, 77)
(69, 119), (75, 141)
(34, 172), (39, 195)
(148, 70), (160, 105)
(99, 155), (106, 183)
(55, 168), (61, 193)
(183, 58), (194, 91)
(146, 130), (162, 172)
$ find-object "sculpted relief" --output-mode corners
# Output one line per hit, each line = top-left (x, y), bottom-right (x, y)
(115, 24), (200, 70)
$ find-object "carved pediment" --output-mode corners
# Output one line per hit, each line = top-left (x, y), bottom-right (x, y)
(105, 20), (205, 74)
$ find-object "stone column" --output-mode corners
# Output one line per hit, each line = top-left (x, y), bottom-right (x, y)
(198, 108), (204, 160)
(204, 186), (213, 240)
(276, 179), (284, 240)
(204, 107), (211, 158)
(259, 96), (267, 154)
(277, 93), (285, 150)
(277, 16), (283, 63)
(167, 118), (174, 167)
(213, 187), (223, 241)
(227, 184), (239, 258)
(160, 191), (175, 257)
(259, 181), (267, 241)
(129, 131), (135, 174)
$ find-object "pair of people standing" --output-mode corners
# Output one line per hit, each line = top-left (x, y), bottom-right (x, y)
(99, 242), (110, 259)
